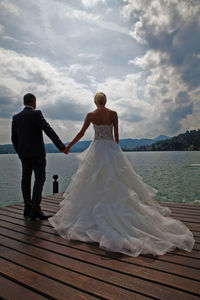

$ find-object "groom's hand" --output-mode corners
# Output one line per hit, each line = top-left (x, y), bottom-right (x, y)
(63, 145), (70, 154)
(61, 146), (68, 154)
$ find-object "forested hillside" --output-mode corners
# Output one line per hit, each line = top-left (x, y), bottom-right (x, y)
(138, 129), (200, 151)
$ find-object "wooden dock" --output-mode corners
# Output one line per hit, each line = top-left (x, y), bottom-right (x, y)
(0, 193), (200, 299)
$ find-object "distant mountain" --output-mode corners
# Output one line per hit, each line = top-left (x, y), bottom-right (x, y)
(154, 135), (170, 142)
(41, 135), (170, 152)
(119, 136), (169, 151)
(138, 129), (200, 151)
(2, 130), (199, 153)
(0, 135), (169, 154)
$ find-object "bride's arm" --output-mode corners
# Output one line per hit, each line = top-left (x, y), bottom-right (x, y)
(113, 112), (119, 143)
(65, 114), (91, 153)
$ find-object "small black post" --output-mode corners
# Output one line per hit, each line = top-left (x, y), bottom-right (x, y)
(53, 174), (59, 194)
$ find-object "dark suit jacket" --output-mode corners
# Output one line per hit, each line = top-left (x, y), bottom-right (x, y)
(11, 107), (65, 158)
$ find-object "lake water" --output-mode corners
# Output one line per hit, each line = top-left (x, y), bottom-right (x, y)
(0, 151), (200, 207)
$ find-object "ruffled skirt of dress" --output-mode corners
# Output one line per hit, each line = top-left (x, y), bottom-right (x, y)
(48, 140), (195, 257)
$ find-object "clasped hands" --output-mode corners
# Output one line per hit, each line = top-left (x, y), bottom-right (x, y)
(62, 145), (70, 155)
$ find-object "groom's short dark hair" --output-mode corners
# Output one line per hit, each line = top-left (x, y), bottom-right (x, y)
(23, 93), (36, 106)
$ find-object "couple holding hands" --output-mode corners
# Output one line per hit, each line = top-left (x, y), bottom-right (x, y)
(12, 92), (194, 257)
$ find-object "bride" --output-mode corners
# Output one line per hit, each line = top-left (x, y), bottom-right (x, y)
(49, 92), (195, 257)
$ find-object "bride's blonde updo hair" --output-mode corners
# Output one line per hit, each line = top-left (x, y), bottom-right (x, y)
(94, 92), (107, 105)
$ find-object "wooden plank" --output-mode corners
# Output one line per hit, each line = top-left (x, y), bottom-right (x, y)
(167, 210), (200, 217)
(0, 216), (199, 275)
(0, 275), (48, 300)
(0, 258), (97, 300)
(170, 215), (200, 223)
(0, 199), (200, 248)
(41, 197), (63, 203)
(0, 212), (199, 266)
(1, 207), (200, 248)
(9, 204), (200, 231)
(18, 201), (58, 208)
(43, 203), (200, 221)
(2, 206), (200, 244)
(0, 246), (150, 300)
(1, 208), (199, 261)
(43, 204), (200, 221)
(4, 207), (200, 237)
(0, 225), (200, 292)
(1, 194), (200, 300)
(0, 233), (200, 298)
(1, 204), (200, 239)
(21, 198), (200, 219)
(43, 194), (64, 199)
(159, 202), (200, 209)
(5, 207), (200, 244)
(170, 205), (200, 215)
(168, 207), (200, 213)
(0, 216), (199, 280)
(161, 206), (200, 214)
(2, 203), (200, 232)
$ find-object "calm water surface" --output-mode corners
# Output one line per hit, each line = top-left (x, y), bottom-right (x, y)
(0, 151), (200, 207)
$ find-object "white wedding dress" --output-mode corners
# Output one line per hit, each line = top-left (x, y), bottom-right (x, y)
(49, 124), (195, 256)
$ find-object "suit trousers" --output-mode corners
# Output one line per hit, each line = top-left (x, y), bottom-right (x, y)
(21, 157), (46, 212)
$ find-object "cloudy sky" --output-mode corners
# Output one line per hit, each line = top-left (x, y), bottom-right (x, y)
(0, 0), (200, 144)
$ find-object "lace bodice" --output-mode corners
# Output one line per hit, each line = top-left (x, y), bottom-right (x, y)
(93, 124), (113, 140)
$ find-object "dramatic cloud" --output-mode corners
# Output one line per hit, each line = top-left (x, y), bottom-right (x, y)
(0, 85), (20, 118)
(82, 0), (106, 7)
(0, 47), (93, 109)
(0, 47), (93, 141)
(0, 0), (199, 143)
(122, 0), (200, 135)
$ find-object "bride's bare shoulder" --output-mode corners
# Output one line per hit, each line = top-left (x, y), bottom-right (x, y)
(86, 110), (97, 120)
(107, 108), (118, 116)
(88, 109), (98, 115)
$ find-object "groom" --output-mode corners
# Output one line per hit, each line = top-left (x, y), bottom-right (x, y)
(11, 93), (66, 220)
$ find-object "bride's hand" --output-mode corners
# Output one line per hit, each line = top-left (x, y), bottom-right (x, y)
(64, 145), (70, 154)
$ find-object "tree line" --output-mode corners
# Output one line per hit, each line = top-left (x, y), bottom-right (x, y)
(134, 129), (200, 151)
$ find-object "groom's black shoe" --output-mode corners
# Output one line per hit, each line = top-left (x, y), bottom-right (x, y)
(30, 210), (53, 221)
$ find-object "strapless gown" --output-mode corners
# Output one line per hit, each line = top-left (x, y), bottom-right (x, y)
(48, 124), (195, 257)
